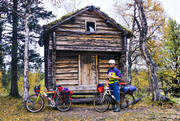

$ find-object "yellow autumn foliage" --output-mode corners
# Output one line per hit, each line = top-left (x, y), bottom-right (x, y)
(18, 72), (45, 95)
(131, 71), (149, 91)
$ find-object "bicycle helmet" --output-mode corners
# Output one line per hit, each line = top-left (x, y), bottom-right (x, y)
(109, 59), (115, 64)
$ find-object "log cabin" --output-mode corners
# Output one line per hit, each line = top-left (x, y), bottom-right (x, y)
(39, 5), (133, 93)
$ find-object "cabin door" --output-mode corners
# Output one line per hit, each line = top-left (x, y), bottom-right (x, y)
(80, 54), (97, 85)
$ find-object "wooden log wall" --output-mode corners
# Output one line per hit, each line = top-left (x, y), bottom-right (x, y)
(56, 52), (79, 86)
(44, 33), (54, 89)
(98, 54), (120, 83)
(52, 10), (124, 52)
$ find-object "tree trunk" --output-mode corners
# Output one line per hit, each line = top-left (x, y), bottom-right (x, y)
(127, 4), (136, 84)
(135, 0), (161, 101)
(128, 57), (132, 84)
(22, 4), (30, 102)
(0, 21), (3, 71)
(10, 0), (20, 97)
(142, 42), (161, 101)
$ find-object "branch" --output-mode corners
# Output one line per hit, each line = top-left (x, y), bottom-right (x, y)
(132, 53), (142, 62)
(6, 1), (25, 19)
(147, 23), (163, 39)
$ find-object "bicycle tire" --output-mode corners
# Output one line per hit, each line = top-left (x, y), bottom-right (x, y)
(125, 93), (135, 108)
(120, 94), (128, 109)
(56, 95), (72, 112)
(25, 94), (45, 113)
(93, 94), (110, 112)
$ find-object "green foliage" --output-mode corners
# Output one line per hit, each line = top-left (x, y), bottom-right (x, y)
(0, 71), (44, 96)
(1, 70), (11, 89)
(158, 19), (180, 97)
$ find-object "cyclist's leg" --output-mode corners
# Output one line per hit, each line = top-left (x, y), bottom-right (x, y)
(113, 82), (120, 112)
(108, 83), (116, 110)
(114, 82), (120, 101)
(108, 84), (114, 95)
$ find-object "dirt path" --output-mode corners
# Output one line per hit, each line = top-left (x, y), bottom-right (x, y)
(0, 97), (180, 121)
(41, 103), (180, 121)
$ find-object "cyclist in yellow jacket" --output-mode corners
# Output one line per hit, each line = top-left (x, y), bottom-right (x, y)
(106, 59), (121, 112)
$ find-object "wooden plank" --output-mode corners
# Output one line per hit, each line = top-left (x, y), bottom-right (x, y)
(56, 28), (85, 33)
(55, 29), (123, 35)
(56, 45), (123, 52)
(56, 55), (78, 59)
(56, 76), (78, 80)
(99, 68), (108, 73)
(55, 34), (121, 40)
(99, 74), (107, 79)
(56, 65), (78, 69)
(55, 33), (121, 38)
(56, 40), (122, 47)
(56, 63), (78, 67)
(56, 60), (78, 64)
(96, 26), (118, 31)
(56, 36), (122, 42)
(75, 16), (104, 22)
(78, 13), (100, 18)
(56, 38), (122, 45)
(98, 64), (109, 68)
(59, 24), (84, 28)
(56, 78), (78, 81)
(56, 68), (78, 73)
(75, 18), (105, 23)
(56, 80), (78, 85)
(98, 80), (106, 83)
(56, 71), (78, 75)
(96, 55), (98, 85)
(99, 59), (109, 63)
(56, 73), (78, 78)
(78, 54), (81, 85)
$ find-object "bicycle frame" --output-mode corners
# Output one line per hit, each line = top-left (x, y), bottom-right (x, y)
(35, 88), (62, 105)
(26, 85), (73, 113)
(99, 86), (114, 103)
(100, 85), (127, 103)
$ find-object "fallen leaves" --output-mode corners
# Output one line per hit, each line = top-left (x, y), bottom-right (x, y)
(0, 96), (179, 121)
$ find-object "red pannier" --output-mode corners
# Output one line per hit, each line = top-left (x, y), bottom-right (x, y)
(97, 84), (104, 93)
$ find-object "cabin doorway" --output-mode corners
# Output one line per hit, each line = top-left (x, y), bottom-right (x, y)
(80, 53), (97, 85)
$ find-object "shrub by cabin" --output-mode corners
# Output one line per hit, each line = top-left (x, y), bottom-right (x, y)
(39, 6), (133, 93)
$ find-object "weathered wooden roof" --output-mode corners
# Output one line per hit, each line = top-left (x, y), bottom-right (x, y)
(44, 5), (133, 37)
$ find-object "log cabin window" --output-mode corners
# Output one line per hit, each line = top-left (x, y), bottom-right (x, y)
(86, 21), (96, 32)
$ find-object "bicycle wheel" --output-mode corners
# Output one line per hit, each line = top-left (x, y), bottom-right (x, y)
(125, 93), (135, 108)
(56, 95), (72, 112)
(25, 94), (45, 113)
(120, 95), (128, 109)
(93, 94), (110, 112)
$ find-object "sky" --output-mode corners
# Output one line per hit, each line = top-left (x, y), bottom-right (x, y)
(42, 0), (180, 24)
(158, 0), (180, 24)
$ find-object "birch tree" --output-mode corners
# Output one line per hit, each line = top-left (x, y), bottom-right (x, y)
(22, 0), (31, 102)
(134, 0), (161, 101)
(114, 0), (165, 85)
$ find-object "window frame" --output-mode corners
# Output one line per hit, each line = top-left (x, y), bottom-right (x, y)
(85, 20), (96, 32)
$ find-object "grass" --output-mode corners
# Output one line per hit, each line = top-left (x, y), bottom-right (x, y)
(0, 95), (179, 121)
